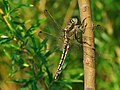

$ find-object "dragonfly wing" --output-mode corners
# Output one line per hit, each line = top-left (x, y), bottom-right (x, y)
(39, 28), (64, 52)
(38, 10), (63, 49)
(44, 9), (62, 32)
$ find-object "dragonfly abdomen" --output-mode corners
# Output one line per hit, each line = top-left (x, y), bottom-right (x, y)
(54, 31), (70, 80)
(54, 18), (80, 80)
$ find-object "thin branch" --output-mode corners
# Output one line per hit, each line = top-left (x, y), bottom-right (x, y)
(78, 0), (95, 90)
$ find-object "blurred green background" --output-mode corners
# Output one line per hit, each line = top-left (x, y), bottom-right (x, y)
(0, 0), (120, 90)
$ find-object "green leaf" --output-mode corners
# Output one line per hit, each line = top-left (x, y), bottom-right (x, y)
(32, 81), (38, 90)
(3, 0), (10, 13)
(0, 36), (12, 44)
(11, 78), (34, 90)
(38, 38), (48, 50)
(25, 18), (46, 37)
(45, 65), (53, 83)
(36, 71), (44, 79)
(24, 71), (34, 77)
(11, 51), (18, 71)
(14, 29), (23, 41)
(44, 48), (58, 58)
(3, 49), (11, 59)
(18, 57), (24, 65)
(11, 79), (29, 83)
(38, 52), (47, 65)
(64, 79), (83, 83)
(30, 35), (37, 50)
(9, 4), (34, 14)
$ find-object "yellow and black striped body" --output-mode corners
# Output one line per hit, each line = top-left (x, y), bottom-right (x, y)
(54, 18), (79, 80)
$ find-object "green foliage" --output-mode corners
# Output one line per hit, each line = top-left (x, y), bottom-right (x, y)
(0, 0), (120, 90)
(0, 0), (52, 89)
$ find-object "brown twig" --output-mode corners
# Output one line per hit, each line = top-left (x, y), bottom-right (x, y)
(78, 0), (95, 90)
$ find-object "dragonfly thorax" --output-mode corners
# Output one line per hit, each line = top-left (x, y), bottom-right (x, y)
(64, 18), (78, 32)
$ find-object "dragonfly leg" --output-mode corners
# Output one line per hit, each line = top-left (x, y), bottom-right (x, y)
(75, 19), (87, 45)
(79, 18), (87, 33)
(75, 30), (82, 43)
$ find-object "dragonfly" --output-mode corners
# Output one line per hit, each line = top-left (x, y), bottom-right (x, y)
(41, 10), (87, 80)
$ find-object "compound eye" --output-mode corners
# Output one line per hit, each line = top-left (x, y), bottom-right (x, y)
(70, 18), (77, 24)
(71, 19), (75, 23)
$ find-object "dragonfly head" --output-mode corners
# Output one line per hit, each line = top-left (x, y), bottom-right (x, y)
(70, 18), (78, 25)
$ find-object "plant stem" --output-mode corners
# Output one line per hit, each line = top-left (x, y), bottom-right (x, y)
(78, 0), (95, 90)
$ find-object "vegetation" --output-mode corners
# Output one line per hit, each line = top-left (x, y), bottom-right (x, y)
(0, 0), (120, 90)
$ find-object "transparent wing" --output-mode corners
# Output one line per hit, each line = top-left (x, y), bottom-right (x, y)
(93, 21), (106, 32)
(93, 22), (108, 59)
(39, 10), (64, 51)
(44, 9), (62, 31)
(42, 9), (63, 37)
(94, 22), (106, 40)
